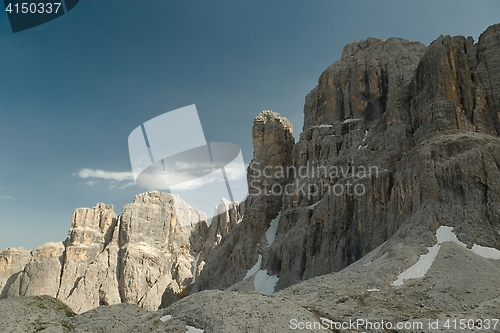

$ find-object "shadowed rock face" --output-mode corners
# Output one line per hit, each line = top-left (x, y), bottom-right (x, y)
(410, 28), (500, 142)
(304, 37), (426, 127)
(192, 110), (295, 292)
(195, 24), (500, 294)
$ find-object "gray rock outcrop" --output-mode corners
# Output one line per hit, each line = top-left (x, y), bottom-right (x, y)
(8, 242), (65, 299)
(0, 247), (31, 298)
(0, 192), (243, 313)
(196, 24), (500, 296)
(0, 291), (325, 333)
(192, 110), (295, 292)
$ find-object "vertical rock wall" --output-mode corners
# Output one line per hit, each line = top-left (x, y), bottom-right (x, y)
(0, 192), (243, 313)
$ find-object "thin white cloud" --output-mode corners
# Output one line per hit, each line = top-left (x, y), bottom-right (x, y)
(170, 164), (247, 191)
(224, 164), (246, 181)
(75, 168), (134, 182)
(1, 195), (15, 200)
(118, 181), (135, 189)
(74, 168), (135, 190)
(171, 172), (221, 191)
(76, 162), (246, 192)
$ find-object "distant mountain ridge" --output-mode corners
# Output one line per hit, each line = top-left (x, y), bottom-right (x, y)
(0, 194), (243, 313)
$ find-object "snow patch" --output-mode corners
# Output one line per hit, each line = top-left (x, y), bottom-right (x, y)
(254, 269), (279, 295)
(191, 252), (202, 284)
(244, 255), (262, 280)
(160, 315), (173, 322)
(265, 213), (280, 247)
(392, 244), (440, 286)
(435, 226), (465, 245)
(308, 124), (333, 130)
(241, 254), (279, 295)
(342, 118), (362, 124)
(308, 201), (319, 209)
(186, 325), (204, 333)
(471, 244), (500, 260)
(392, 226), (500, 286)
(161, 315), (204, 332)
(367, 288), (380, 292)
(362, 130), (369, 142)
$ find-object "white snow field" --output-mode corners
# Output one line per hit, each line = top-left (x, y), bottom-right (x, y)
(392, 225), (500, 286)
(244, 255), (262, 280)
(160, 314), (205, 332)
(265, 213), (280, 246)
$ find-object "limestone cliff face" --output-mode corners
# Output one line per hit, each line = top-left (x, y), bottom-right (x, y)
(196, 24), (500, 294)
(410, 31), (500, 142)
(193, 110), (295, 292)
(0, 192), (242, 313)
(0, 247), (31, 298)
(270, 25), (500, 290)
(57, 204), (118, 311)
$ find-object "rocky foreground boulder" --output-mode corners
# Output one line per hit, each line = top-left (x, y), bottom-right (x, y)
(1, 23), (500, 333)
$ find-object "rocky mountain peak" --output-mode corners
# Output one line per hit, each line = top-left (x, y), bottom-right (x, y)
(341, 36), (382, 59)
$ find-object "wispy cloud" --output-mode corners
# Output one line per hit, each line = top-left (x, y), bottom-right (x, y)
(1, 195), (15, 200)
(108, 182), (135, 190)
(170, 165), (247, 191)
(75, 168), (134, 182)
(75, 163), (246, 192)
(74, 168), (135, 190)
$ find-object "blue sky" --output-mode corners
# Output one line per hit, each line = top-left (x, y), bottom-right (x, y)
(1, 0), (499, 250)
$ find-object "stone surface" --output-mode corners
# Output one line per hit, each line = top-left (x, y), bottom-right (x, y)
(0, 295), (76, 333)
(193, 110), (295, 292)
(264, 25), (500, 292)
(158, 290), (324, 333)
(0, 191), (242, 313)
(196, 24), (500, 297)
(0, 291), (324, 333)
(277, 232), (500, 332)
(8, 242), (65, 298)
(2, 246), (500, 333)
(0, 247), (31, 298)
(57, 204), (118, 312)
